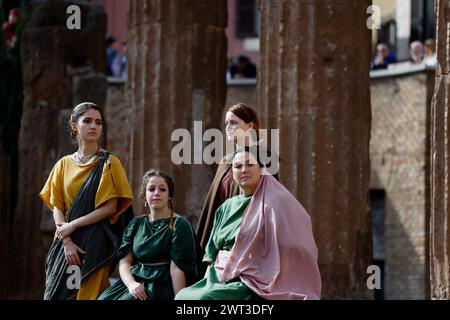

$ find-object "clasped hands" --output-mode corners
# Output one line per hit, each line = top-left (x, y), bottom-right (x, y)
(56, 221), (86, 266)
(56, 221), (78, 240)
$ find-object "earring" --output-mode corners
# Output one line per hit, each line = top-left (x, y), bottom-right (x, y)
(144, 201), (147, 207)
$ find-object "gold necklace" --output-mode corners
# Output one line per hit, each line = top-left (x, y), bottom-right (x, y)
(74, 147), (100, 163)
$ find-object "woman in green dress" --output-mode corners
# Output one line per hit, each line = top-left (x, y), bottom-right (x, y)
(175, 146), (321, 300)
(176, 147), (262, 300)
(98, 170), (200, 300)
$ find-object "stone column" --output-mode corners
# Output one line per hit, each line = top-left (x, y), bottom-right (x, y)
(425, 68), (434, 300)
(430, 0), (450, 300)
(9, 0), (107, 298)
(126, 0), (227, 223)
(258, 0), (373, 299)
(395, 0), (412, 61)
(0, 146), (10, 299)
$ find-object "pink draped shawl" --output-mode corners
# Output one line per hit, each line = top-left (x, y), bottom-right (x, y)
(214, 174), (322, 300)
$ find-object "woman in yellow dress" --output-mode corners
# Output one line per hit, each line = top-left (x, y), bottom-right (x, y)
(40, 102), (133, 300)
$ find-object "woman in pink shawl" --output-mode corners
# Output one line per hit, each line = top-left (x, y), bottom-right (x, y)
(175, 146), (321, 300)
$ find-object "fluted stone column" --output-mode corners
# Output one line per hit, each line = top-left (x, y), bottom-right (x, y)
(258, 0), (373, 299)
(0, 146), (10, 299)
(127, 0), (227, 222)
(430, 0), (450, 300)
(10, 0), (107, 298)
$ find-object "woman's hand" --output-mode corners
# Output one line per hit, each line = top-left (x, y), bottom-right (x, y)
(57, 221), (78, 239)
(63, 239), (86, 266)
(127, 281), (147, 300)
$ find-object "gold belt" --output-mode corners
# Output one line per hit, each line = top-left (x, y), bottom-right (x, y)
(138, 261), (170, 267)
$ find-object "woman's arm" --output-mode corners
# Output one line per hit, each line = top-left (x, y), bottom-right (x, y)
(119, 252), (147, 300)
(53, 207), (86, 265)
(57, 198), (118, 239)
(119, 252), (136, 286)
(170, 260), (186, 295)
(73, 198), (118, 227)
(53, 206), (66, 227)
(54, 206), (72, 242)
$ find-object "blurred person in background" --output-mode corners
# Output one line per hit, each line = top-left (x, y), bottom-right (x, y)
(229, 55), (257, 79)
(423, 38), (436, 67)
(409, 40), (424, 64)
(371, 43), (397, 70)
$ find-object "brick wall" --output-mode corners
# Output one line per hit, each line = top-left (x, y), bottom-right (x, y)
(370, 70), (431, 299)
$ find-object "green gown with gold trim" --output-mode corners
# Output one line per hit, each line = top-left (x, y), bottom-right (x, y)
(98, 215), (199, 300)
